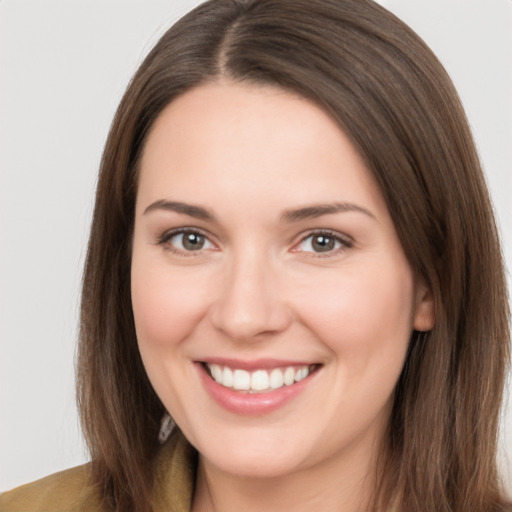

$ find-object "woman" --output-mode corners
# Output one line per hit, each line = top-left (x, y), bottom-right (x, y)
(1, 0), (510, 511)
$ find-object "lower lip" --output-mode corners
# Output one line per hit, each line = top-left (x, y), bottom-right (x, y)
(197, 364), (318, 415)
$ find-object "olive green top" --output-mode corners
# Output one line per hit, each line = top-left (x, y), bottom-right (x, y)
(0, 430), (196, 512)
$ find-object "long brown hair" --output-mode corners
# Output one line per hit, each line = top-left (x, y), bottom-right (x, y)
(77, 0), (511, 510)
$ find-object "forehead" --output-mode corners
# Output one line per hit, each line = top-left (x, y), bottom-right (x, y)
(141, 81), (342, 168)
(136, 81), (387, 220)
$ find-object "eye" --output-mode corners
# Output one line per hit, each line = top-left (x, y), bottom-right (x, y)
(158, 229), (215, 253)
(295, 231), (351, 254)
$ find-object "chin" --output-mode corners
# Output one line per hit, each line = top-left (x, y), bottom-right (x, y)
(195, 430), (311, 479)
(207, 450), (305, 480)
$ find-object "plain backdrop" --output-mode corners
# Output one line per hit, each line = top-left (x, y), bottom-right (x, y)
(1, 0), (511, 493)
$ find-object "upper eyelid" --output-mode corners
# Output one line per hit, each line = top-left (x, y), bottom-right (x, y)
(156, 227), (217, 247)
(158, 226), (211, 239)
(295, 229), (353, 246)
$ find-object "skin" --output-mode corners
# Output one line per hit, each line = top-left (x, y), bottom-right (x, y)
(131, 81), (435, 512)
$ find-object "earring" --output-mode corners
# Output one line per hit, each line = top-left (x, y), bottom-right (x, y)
(158, 412), (174, 444)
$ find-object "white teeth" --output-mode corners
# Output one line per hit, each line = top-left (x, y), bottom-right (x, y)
(210, 364), (223, 382)
(295, 367), (309, 382)
(222, 366), (234, 387)
(269, 368), (284, 389)
(206, 363), (314, 392)
(251, 370), (269, 391)
(284, 367), (295, 386)
(233, 369), (250, 390)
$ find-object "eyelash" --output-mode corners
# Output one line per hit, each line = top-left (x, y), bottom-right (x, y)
(156, 228), (216, 256)
(155, 228), (353, 256)
(294, 230), (353, 256)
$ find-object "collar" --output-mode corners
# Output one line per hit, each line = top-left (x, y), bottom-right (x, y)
(152, 429), (197, 512)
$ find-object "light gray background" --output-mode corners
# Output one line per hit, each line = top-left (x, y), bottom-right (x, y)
(1, 0), (511, 493)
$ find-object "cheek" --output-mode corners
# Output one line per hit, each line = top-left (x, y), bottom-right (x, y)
(295, 261), (415, 366)
(130, 256), (210, 350)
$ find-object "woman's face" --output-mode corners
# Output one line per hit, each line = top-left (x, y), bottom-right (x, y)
(131, 81), (434, 479)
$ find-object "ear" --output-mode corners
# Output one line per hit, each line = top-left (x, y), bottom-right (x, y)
(413, 280), (435, 332)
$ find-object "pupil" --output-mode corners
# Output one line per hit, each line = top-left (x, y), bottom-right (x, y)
(183, 233), (204, 250)
(313, 235), (334, 252)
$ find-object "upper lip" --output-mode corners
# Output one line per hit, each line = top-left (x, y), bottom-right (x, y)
(198, 358), (319, 371)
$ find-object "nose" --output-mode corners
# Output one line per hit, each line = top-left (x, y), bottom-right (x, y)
(209, 250), (292, 341)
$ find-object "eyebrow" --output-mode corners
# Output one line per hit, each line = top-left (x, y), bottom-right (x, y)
(280, 202), (376, 222)
(143, 199), (375, 222)
(143, 200), (214, 219)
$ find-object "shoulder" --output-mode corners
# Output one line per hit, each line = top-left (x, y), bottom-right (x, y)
(0, 430), (195, 512)
(0, 463), (105, 512)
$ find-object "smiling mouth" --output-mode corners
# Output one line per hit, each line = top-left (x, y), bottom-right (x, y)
(202, 362), (320, 393)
